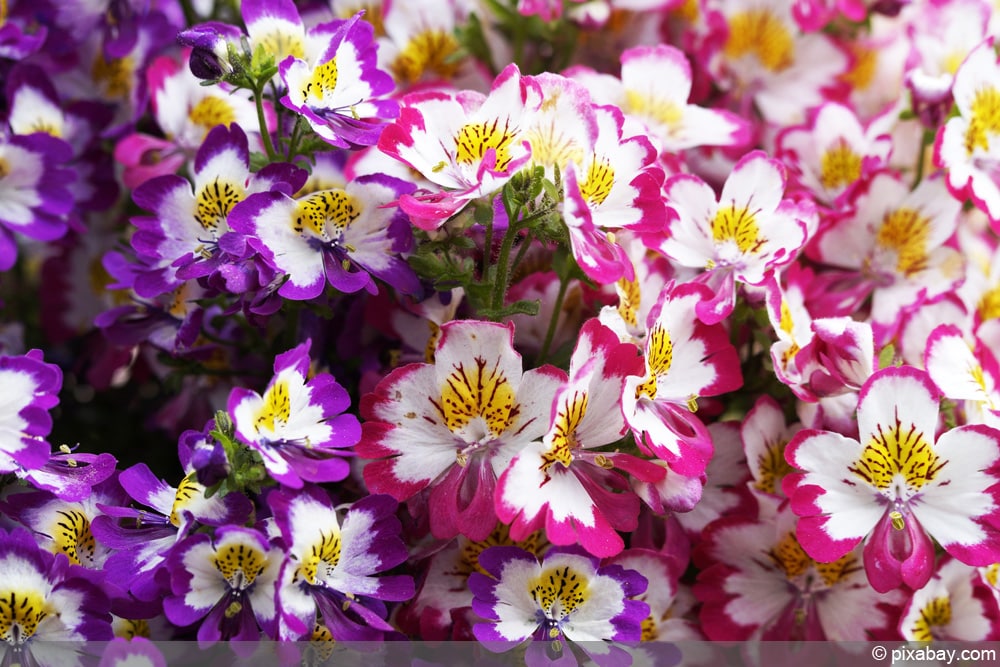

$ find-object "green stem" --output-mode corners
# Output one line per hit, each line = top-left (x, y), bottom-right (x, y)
(286, 116), (305, 163)
(253, 80), (277, 161)
(911, 129), (934, 189)
(178, 0), (198, 26)
(482, 209), (495, 282)
(536, 271), (569, 366)
(510, 230), (534, 277)
(490, 220), (522, 318)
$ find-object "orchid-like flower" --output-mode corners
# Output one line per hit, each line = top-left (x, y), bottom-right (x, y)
(568, 44), (750, 154)
(496, 320), (663, 558)
(358, 320), (565, 541)
(230, 173), (419, 300)
(0, 351), (61, 481)
(279, 12), (398, 148)
(377, 64), (542, 229)
(809, 172), (963, 338)
(228, 340), (361, 488)
(925, 324), (1000, 428)
(659, 150), (815, 324)
(129, 123), (306, 297)
(622, 282), (743, 480)
(935, 38), (1000, 227)
(270, 487), (414, 641)
(0, 527), (113, 652)
(164, 526), (282, 641)
(898, 557), (1000, 641)
(469, 546), (649, 663)
(694, 498), (904, 640)
(785, 366), (1000, 592)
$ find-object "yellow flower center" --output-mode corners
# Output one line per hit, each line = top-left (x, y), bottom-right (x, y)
(188, 97), (237, 135)
(985, 563), (999, 589)
(195, 178), (245, 235)
(754, 439), (793, 495)
(255, 378), (291, 434)
(454, 120), (517, 172)
(51, 509), (97, 566)
(876, 207), (930, 276)
(525, 122), (585, 171)
(578, 157), (616, 206)
(293, 190), (360, 239)
(116, 618), (150, 639)
(91, 54), (134, 100)
(297, 529), (342, 585)
(303, 59), (339, 102)
(841, 45), (877, 90)
(529, 565), (589, 619)
(391, 30), (460, 83)
(770, 532), (859, 586)
(541, 390), (587, 472)
(723, 10), (795, 73)
(0, 590), (48, 645)
(819, 140), (863, 191)
(966, 87), (1000, 155)
(850, 420), (944, 491)
(616, 277), (641, 328)
(169, 473), (202, 527)
(712, 203), (764, 254)
(977, 284), (1000, 321)
(454, 525), (544, 579)
(635, 324), (673, 400)
(258, 26), (304, 62)
(624, 91), (684, 134)
(910, 596), (952, 642)
(437, 357), (517, 436)
(213, 542), (267, 590)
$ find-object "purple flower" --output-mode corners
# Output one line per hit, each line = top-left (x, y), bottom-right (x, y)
(129, 123), (306, 298)
(0, 350), (61, 477)
(229, 173), (419, 300)
(0, 133), (75, 270)
(179, 421), (230, 488)
(0, 527), (113, 650)
(270, 487), (414, 640)
(227, 340), (361, 488)
(278, 12), (398, 148)
(470, 546), (649, 666)
(91, 463), (252, 601)
(164, 526), (281, 641)
(176, 22), (245, 82)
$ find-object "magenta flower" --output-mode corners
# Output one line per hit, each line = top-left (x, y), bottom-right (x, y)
(785, 366), (1000, 592)
(358, 320), (565, 541)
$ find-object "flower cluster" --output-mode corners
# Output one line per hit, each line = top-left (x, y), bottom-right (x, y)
(1, 0), (1000, 660)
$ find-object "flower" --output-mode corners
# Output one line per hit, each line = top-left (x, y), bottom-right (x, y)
(230, 172), (418, 300)
(898, 557), (1000, 641)
(496, 320), (662, 558)
(129, 122), (306, 297)
(228, 340), (361, 488)
(0, 350), (62, 478)
(935, 38), (1000, 227)
(622, 282), (743, 478)
(0, 527), (112, 661)
(469, 546), (649, 660)
(270, 487), (413, 640)
(279, 12), (398, 148)
(694, 498), (904, 640)
(377, 63), (542, 229)
(785, 365), (1000, 592)
(358, 320), (565, 541)
(0, 133), (75, 271)
(164, 526), (282, 641)
(658, 150), (815, 324)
